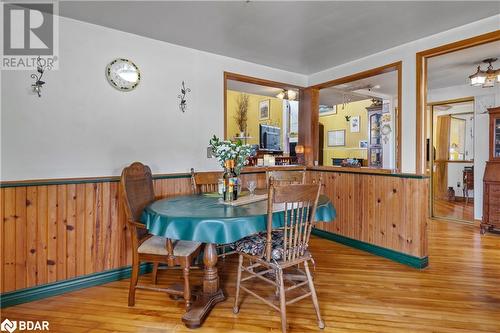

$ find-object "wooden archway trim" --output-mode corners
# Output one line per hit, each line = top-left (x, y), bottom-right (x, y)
(415, 30), (500, 175)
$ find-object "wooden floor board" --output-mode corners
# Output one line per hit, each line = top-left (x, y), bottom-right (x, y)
(2, 220), (500, 332)
(434, 199), (474, 222)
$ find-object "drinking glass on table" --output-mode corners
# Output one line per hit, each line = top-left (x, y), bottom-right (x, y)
(246, 180), (257, 196)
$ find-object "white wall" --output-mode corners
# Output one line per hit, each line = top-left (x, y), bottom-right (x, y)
(2, 14), (499, 180)
(1, 16), (307, 181)
(447, 162), (474, 198)
(429, 84), (500, 220)
(308, 15), (500, 173)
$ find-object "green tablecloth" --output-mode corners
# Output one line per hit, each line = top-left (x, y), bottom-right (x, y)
(141, 194), (336, 244)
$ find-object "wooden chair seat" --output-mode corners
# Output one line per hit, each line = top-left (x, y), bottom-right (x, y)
(138, 236), (202, 257)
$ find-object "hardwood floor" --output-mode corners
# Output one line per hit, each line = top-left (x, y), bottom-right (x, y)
(434, 198), (474, 221)
(2, 220), (499, 333)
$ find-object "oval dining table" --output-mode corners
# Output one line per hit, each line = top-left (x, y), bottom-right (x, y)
(141, 193), (336, 328)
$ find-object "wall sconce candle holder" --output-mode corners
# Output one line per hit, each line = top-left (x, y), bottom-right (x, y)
(30, 56), (51, 97)
(177, 81), (191, 112)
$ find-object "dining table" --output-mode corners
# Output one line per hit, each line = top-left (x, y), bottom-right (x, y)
(141, 192), (336, 328)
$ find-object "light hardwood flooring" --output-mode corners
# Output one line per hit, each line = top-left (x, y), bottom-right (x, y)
(434, 198), (474, 222)
(1, 220), (499, 333)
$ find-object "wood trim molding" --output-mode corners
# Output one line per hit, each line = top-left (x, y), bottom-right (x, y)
(417, 30), (500, 59)
(307, 166), (428, 179)
(0, 167), (308, 188)
(415, 30), (500, 175)
(427, 96), (475, 106)
(310, 61), (402, 90)
(0, 263), (152, 308)
(308, 61), (402, 171)
(299, 87), (319, 165)
(224, 72), (303, 90)
(312, 228), (429, 269)
(0, 166), (428, 189)
(223, 71), (305, 140)
(396, 62), (402, 171)
(0, 173), (192, 188)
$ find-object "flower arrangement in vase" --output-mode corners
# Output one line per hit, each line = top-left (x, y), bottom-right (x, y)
(209, 135), (253, 175)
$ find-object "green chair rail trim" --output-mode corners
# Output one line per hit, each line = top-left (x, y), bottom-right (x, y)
(0, 167), (426, 188)
(0, 174), (193, 188)
(0, 263), (152, 308)
(312, 228), (429, 269)
(0, 170), (277, 188)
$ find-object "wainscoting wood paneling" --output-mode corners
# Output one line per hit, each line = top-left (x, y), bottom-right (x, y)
(0, 176), (193, 294)
(1, 169), (426, 295)
(308, 170), (429, 258)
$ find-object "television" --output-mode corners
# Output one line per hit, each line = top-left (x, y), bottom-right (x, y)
(259, 124), (281, 151)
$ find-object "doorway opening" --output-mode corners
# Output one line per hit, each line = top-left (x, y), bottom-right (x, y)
(418, 32), (500, 224)
(224, 72), (302, 166)
(429, 99), (475, 222)
(311, 62), (402, 170)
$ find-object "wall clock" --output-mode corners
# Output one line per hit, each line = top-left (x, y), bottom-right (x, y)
(106, 58), (140, 91)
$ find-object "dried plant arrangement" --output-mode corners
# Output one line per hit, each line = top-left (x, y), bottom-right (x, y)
(234, 93), (249, 135)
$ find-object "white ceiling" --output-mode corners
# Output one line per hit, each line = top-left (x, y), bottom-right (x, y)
(428, 40), (500, 90)
(227, 80), (296, 98)
(434, 100), (474, 114)
(228, 70), (397, 106)
(319, 70), (397, 105)
(57, 1), (500, 74)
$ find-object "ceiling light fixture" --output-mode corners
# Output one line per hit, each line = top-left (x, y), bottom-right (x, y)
(469, 58), (499, 88)
(276, 89), (297, 101)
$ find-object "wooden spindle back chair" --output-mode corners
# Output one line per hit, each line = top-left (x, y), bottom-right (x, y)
(266, 170), (306, 187)
(190, 168), (233, 258)
(265, 182), (321, 262)
(191, 168), (222, 194)
(121, 162), (201, 310)
(233, 181), (324, 333)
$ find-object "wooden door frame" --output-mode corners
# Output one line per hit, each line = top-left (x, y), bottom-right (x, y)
(428, 97), (475, 223)
(308, 61), (402, 170)
(223, 72), (304, 140)
(415, 30), (500, 175)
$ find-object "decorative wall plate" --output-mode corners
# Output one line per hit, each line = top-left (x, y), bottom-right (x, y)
(381, 124), (392, 135)
(106, 58), (140, 91)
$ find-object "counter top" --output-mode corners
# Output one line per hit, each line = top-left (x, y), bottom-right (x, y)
(308, 166), (429, 179)
(240, 165), (306, 173)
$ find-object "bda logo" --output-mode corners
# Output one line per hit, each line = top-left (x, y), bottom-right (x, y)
(0, 319), (17, 333)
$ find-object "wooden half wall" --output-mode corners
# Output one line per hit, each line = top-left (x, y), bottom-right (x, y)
(1, 168), (428, 295)
(0, 175), (193, 294)
(308, 168), (429, 259)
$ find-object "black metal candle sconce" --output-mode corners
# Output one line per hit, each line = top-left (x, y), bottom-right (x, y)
(177, 81), (191, 112)
(30, 56), (51, 97)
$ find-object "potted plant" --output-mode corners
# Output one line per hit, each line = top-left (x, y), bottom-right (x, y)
(209, 135), (253, 175)
(234, 93), (249, 138)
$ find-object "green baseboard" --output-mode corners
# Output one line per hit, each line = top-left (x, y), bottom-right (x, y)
(0, 263), (152, 308)
(312, 228), (428, 269)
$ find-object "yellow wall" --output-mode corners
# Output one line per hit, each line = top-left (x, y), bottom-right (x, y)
(226, 90), (283, 146)
(319, 99), (371, 165)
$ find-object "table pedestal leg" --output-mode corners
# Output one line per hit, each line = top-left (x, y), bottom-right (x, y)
(182, 243), (225, 328)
